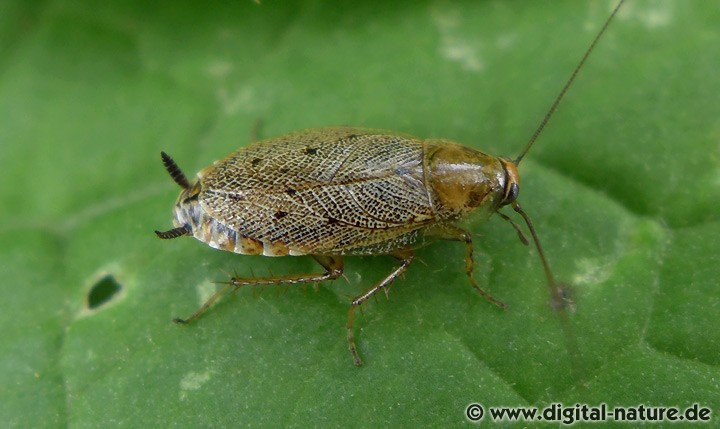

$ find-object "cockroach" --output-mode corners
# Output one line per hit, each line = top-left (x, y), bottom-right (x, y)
(156, 0), (625, 366)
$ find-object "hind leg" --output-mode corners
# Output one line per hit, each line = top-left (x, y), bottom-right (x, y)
(173, 255), (344, 324)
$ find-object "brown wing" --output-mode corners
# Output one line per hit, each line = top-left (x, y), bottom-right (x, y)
(198, 127), (437, 254)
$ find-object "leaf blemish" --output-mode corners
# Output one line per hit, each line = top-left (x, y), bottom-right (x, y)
(179, 370), (214, 400)
(572, 257), (616, 286)
(87, 274), (122, 310)
(196, 280), (218, 308)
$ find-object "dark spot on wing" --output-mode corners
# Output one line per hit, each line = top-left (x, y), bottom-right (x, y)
(304, 147), (318, 155)
(274, 211), (288, 220)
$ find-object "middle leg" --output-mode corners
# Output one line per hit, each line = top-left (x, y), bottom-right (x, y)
(347, 251), (414, 367)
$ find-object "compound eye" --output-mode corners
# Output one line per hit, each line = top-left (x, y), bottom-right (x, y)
(503, 182), (519, 206)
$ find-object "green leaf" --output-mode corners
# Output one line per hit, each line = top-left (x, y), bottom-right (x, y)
(2, 0), (719, 427)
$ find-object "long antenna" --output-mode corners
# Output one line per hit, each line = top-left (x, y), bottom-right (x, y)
(515, 0), (625, 165)
(514, 200), (582, 375)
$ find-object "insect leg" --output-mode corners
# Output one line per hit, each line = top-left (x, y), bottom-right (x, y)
(433, 225), (507, 309)
(347, 251), (414, 367)
(173, 255), (344, 324)
(228, 255), (343, 287)
(496, 211), (529, 246)
(173, 283), (234, 325)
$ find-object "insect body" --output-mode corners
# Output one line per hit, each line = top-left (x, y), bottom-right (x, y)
(157, 128), (517, 366)
(161, 128), (519, 257)
(156, 1), (625, 366)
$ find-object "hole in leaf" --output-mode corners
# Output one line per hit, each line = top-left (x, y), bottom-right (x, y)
(88, 275), (122, 309)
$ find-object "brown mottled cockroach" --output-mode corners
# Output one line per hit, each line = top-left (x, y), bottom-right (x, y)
(156, 1), (624, 366)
